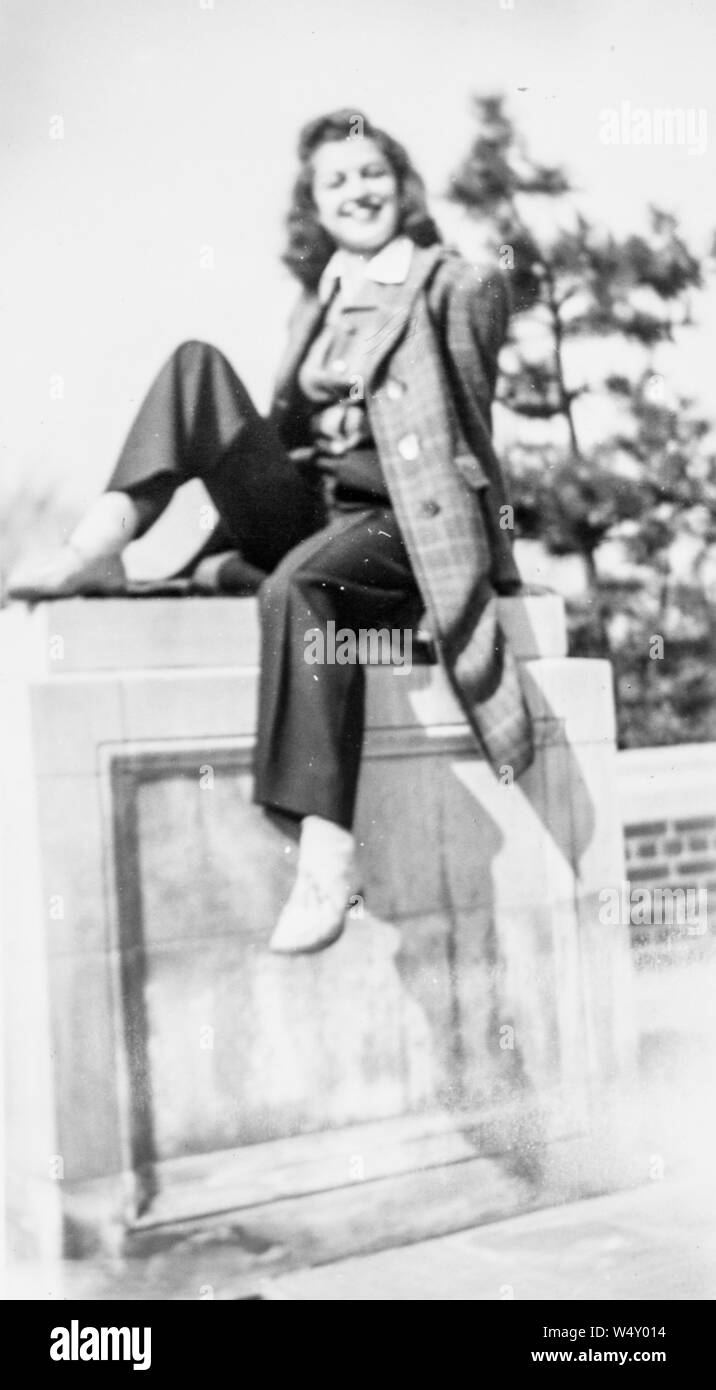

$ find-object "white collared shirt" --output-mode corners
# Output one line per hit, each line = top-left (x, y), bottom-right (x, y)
(295, 236), (415, 493)
(317, 235), (414, 305)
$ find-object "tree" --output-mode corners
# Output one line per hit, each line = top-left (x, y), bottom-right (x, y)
(449, 96), (716, 746)
(601, 378), (716, 743)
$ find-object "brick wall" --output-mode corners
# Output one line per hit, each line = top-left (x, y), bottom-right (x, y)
(624, 816), (716, 915)
(617, 745), (716, 960)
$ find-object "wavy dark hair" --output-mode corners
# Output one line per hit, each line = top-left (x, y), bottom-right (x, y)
(282, 109), (442, 290)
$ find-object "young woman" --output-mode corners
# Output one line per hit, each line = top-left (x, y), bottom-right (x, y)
(9, 109), (534, 953)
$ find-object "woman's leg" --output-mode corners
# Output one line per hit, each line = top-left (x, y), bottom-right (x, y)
(106, 340), (321, 571)
(254, 503), (421, 953)
(255, 504), (420, 827)
(8, 340), (321, 596)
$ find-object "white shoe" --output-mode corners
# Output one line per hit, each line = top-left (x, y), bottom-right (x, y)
(7, 545), (127, 601)
(269, 815), (355, 955)
(269, 869), (350, 954)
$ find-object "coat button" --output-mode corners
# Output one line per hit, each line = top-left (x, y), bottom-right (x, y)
(421, 500), (441, 518)
(386, 378), (404, 400)
(397, 433), (420, 461)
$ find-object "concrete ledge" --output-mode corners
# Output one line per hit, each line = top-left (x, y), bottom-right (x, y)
(617, 742), (716, 822)
(0, 592), (567, 676)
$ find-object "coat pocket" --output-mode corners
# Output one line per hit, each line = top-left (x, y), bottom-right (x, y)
(453, 450), (490, 491)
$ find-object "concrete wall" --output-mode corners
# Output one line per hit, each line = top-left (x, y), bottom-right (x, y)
(0, 594), (636, 1280)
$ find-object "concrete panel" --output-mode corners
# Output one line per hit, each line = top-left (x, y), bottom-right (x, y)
(47, 951), (125, 1184)
(0, 593), (635, 1259)
(35, 774), (109, 957)
(140, 915), (451, 1160)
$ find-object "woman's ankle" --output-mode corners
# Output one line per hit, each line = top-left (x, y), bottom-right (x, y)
(298, 815), (355, 878)
(69, 491), (141, 561)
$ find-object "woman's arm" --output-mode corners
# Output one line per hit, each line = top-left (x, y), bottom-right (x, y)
(428, 255), (523, 593)
(428, 255), (511, 422)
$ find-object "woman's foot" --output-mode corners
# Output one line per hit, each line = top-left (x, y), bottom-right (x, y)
(6, 492), (138, 601)
(7, 545), (127, 600)
(269, 815), (356, 954)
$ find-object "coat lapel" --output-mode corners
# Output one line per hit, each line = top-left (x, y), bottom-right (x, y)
(359, 244), (444, 390)
(270, 294), (326, 413)
(272, 243), (446, 414)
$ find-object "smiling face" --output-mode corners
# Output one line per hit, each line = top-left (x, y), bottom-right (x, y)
(311, 136), (401, 256)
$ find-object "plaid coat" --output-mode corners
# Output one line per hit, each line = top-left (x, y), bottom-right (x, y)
(270, 244), (534, 779)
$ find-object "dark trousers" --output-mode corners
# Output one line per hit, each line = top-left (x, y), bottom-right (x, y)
(108, 340), (421, 828)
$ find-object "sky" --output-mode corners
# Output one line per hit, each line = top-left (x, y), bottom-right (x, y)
(2, 0), (716, 522)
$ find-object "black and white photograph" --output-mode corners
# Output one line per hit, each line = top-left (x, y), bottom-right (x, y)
(1, 0), (715, 1333)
